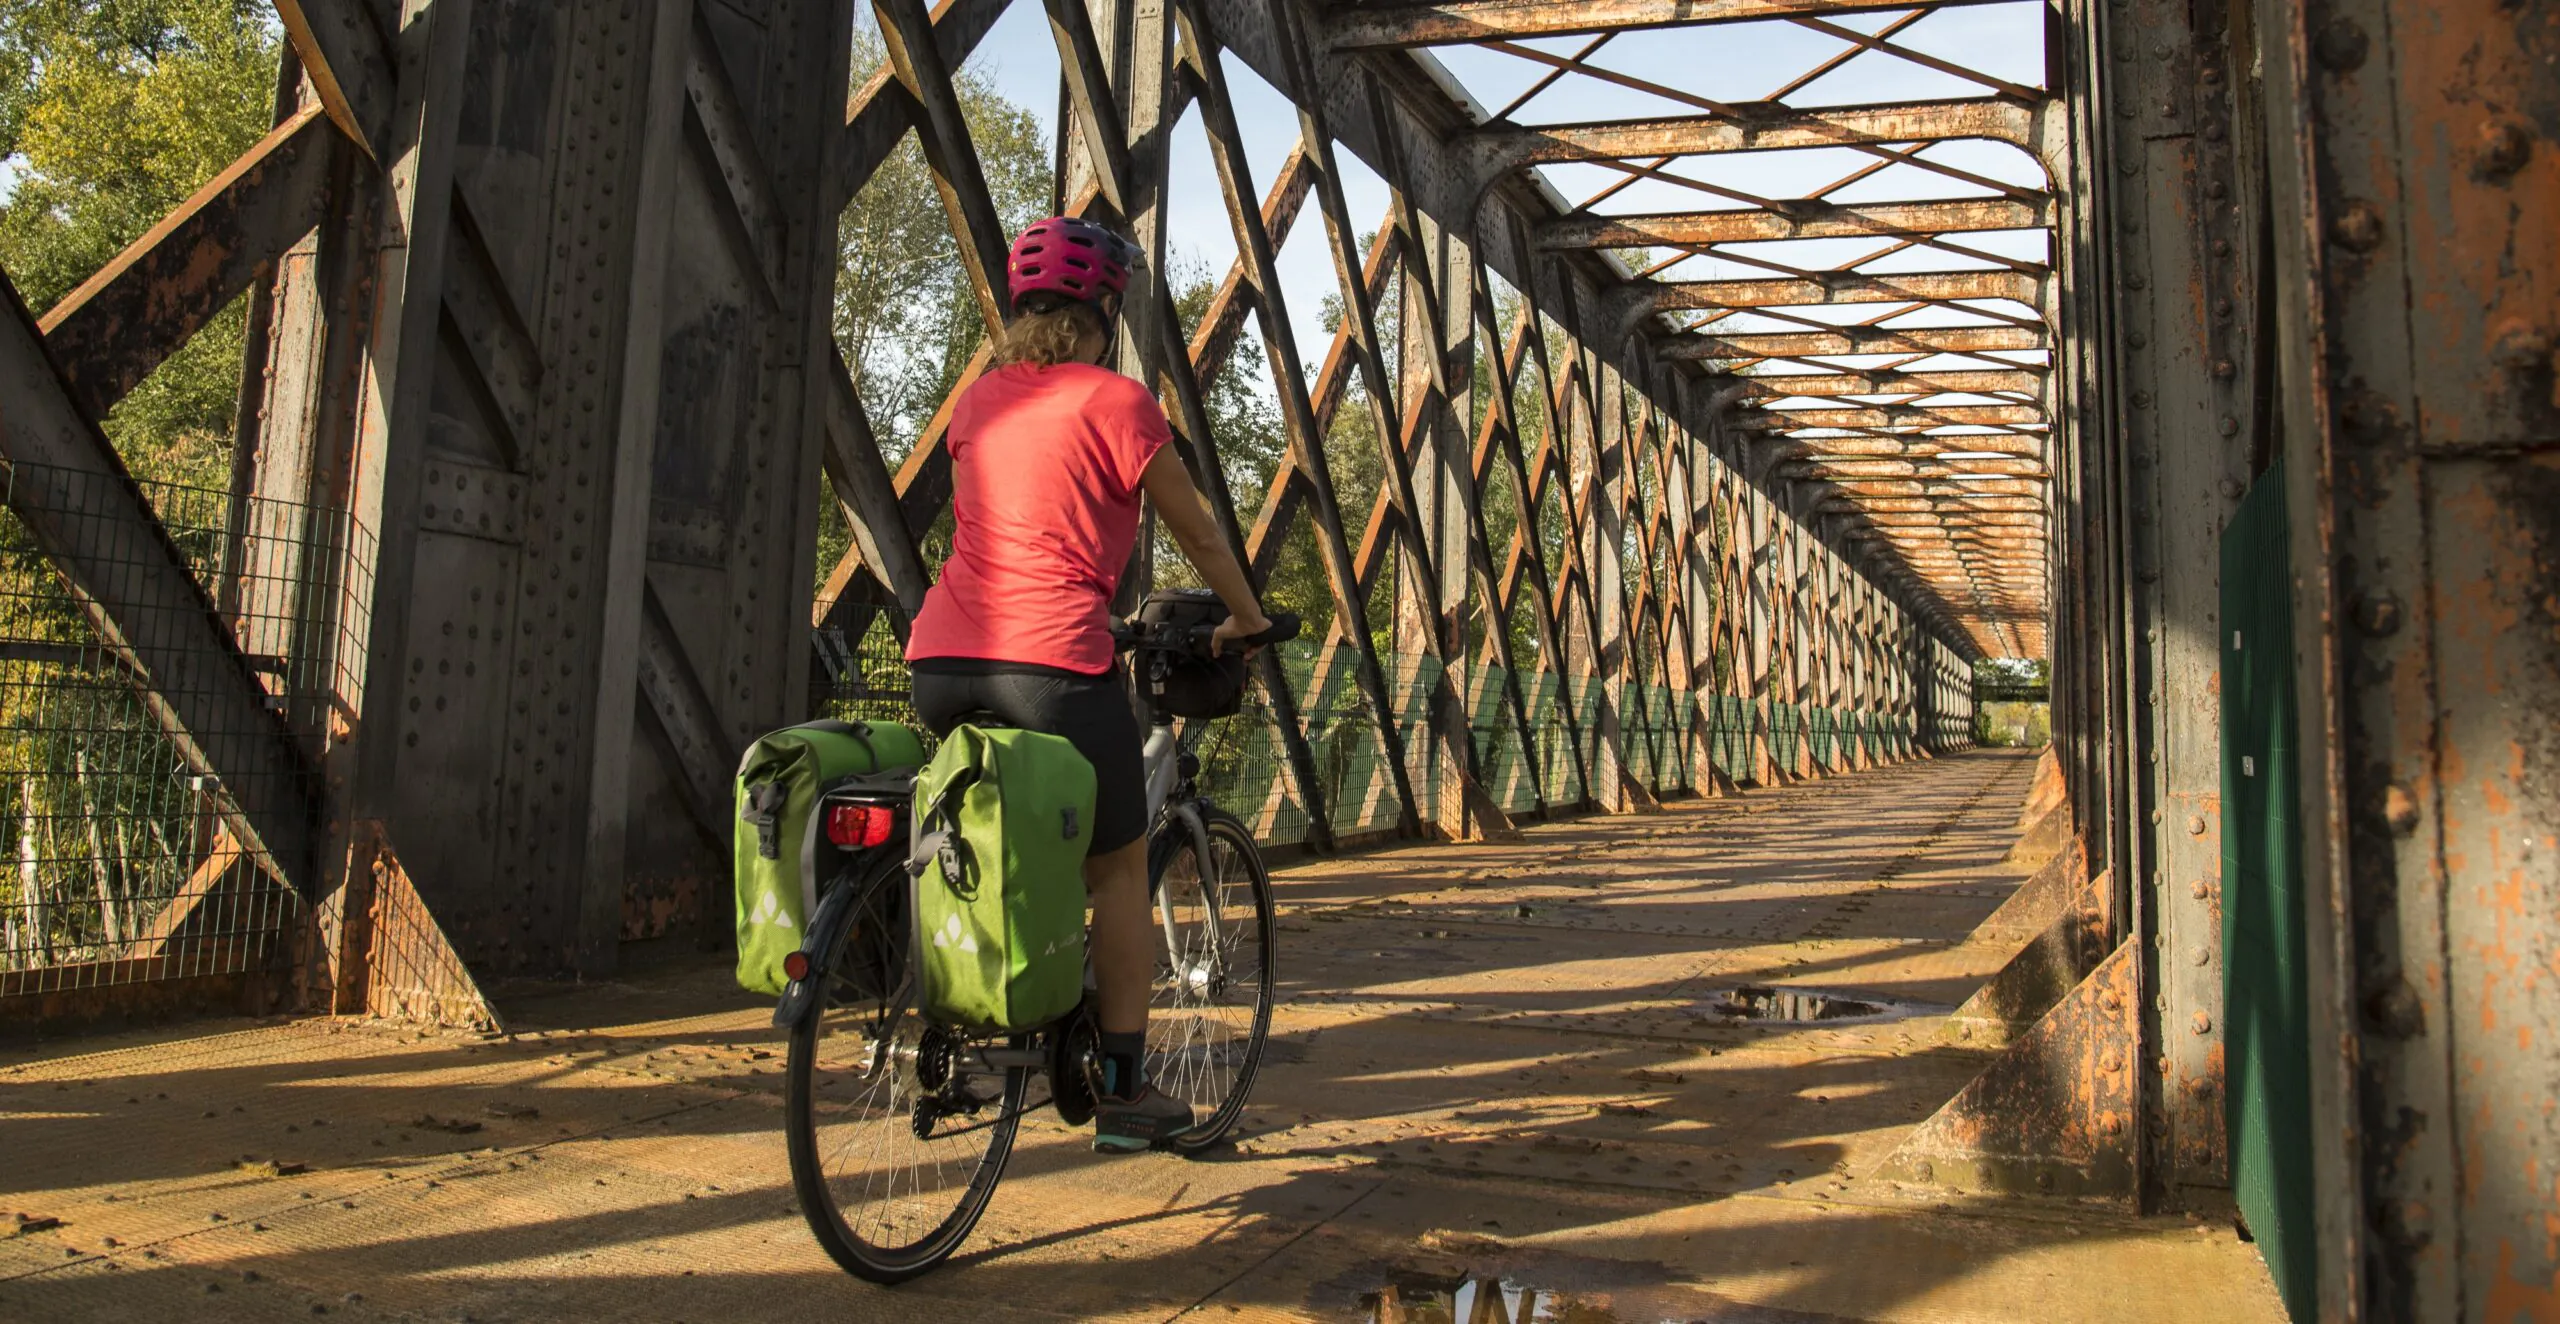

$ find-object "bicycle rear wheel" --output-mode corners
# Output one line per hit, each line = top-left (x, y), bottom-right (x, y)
(1148, 807), (1275, 1152)
(785, 858), (1024, 1283)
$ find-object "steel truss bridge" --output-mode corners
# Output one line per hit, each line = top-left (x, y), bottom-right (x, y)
(0, 0), (2549, 1317)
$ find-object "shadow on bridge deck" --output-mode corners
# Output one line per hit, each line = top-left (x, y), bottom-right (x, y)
(0, 751), (2282, 1323)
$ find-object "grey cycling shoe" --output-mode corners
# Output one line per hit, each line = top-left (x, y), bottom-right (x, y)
(1093, 1086), (1194, 1153)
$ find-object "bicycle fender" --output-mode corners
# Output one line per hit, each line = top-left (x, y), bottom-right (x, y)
(771, 871), (871, 1030)
(1174, 800), (1215, 875)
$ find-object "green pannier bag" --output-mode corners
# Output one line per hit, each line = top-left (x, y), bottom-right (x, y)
(733, 718), (928, 995)
(908, 724), (1096, 1033)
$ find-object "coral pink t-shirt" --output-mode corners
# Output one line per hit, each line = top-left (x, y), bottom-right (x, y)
(905, 362), (1170, 675)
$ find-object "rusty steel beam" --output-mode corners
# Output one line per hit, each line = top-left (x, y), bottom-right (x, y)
(0, 273), (316, 891)
(1667, 324), (2046, 360)
(273, 0), (394, 162)
(1829, 496), (2049, 513)
(1816, 477), (2048, 498)
(1328, 0), (2014, 48)
(1541, 197), (2054, 250)
(874, 0), (1015, 336)
(1465, 98), (2050, 179)
(1771, 433), (2047, 457)
(1651, 270), (2044, 311)
(836, 0), (1013, 209)
(38, 107), (338, 421)
(1740, 368), (2046, 398)
(1783, 456), (2049, 478)
(1763, 403), (2046, 428)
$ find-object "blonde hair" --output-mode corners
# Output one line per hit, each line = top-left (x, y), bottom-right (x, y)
(994, 297), (1108, 369)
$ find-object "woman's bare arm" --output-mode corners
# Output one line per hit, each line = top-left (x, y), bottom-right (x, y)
(1139, 447), (1271, 646)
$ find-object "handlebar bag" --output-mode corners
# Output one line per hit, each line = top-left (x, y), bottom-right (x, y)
(907, 724), (1097, 1033)
(731, 718), (927, 995)
(1138, 588), (1249, 719)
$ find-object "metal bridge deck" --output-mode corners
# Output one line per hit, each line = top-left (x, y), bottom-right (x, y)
(0, 752), (2279, 1323)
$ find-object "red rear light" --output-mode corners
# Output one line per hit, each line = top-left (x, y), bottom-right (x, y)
(781, 951), (812, 983)
(824, 803), (896, 849)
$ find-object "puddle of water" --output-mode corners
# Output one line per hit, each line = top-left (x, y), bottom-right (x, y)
(1700, 985), (1904, 1024)
(1364, 1274), (1621, 1323)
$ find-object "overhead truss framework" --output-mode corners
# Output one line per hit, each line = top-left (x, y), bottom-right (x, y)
(1343, 0), (2062, 659)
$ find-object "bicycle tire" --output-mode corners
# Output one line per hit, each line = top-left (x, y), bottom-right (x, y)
(1148, 806), (1276, 1153)
(785, 856), (1025, 1283)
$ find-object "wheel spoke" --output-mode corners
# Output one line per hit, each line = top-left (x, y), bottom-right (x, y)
(1147, 816), (1274, 1148)
(785, 866), (1022, 1280)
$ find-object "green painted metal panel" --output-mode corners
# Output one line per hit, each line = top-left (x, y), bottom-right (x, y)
(2220, 459), (2315, 1322)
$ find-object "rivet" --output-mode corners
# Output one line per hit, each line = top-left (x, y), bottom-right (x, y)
(2355, 589), (2403, 636)
(2191, 946), (2212, 967)
(2491, 320), (2552, 370)
(2186, 815), (2207, 836)
(2329, 200), (2386, 252)
(2383, 783), (2421, 835)
(2218, 417), (2240, 437)
(2219, 477), (2244, 498)
(2213, 359), (2237, 379)
(2189, 878), (2210, 899)
(2191, 1012), (2213, 1035)
(2313, 19), (2369, 72)
(2475, 117), (2534, 181)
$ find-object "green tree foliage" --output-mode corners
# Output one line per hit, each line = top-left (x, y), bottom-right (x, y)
(816, 24), (1052, 593)
(0, 4), (284, 964)
(0, 0), (279, 491)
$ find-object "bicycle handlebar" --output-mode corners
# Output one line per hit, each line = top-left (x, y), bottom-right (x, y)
(1111, 611), (1302, 658)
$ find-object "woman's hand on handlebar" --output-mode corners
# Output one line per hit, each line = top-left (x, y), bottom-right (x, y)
(1209, 607), (1274, 658)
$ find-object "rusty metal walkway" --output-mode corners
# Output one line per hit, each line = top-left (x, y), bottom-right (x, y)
(0, 752), (2281, 1323)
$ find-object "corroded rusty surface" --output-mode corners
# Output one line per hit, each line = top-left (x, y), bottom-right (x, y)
(1943, 866), (2112, 1049)
(0, 754), (2282, 1322)
(356, 833), (499, 1034)
(1878, 940), (2139, 1200)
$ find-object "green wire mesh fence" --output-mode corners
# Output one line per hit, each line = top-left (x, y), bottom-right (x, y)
(0, 463), (369, 994)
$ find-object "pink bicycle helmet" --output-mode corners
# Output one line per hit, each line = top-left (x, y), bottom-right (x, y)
(1006, 217), (1139, 311)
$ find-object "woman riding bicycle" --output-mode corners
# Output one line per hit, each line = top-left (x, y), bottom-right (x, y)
(904, 217), (1272, 1154)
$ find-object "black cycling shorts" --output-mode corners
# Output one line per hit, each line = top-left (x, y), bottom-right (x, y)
(911, 658), (1149, 854)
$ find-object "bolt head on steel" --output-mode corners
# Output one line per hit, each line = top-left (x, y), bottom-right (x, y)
(2355, 590), (2404, 637)
(2329, 201), (2386, 252)
(2382, 783), (2421, 835)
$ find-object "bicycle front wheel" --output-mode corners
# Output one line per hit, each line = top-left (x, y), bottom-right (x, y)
(785, 858), (1024, 1283)
(1149, 807), (1276, 1152)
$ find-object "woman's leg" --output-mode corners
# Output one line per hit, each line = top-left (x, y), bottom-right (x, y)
(1082, 838), (1152, 1036)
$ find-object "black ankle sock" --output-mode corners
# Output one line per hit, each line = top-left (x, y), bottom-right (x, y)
(1099, 1031), (1145, 1098)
